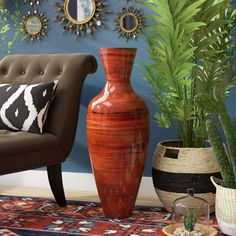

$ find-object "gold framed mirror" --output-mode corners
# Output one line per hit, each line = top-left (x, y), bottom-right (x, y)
(55, 0), (112, 38)
(65, 0), (96, 25)
(22, 10), (48, 41)
(120, 12), (138, 33)
(114, 6), (145, 41)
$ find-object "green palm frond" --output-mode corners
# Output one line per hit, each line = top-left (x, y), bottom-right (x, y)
(174, 100), (195, 122)
(154, 112), (171, 128)
(139, 0), (236, 147)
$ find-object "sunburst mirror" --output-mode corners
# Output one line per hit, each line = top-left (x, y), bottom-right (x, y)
(22, 10), (48, 41)
(114, 6), (145, 41)
(24, 0), (42, 6)
(55, 0), (112, 38)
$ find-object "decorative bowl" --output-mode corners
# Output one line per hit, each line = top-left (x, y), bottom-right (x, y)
(162, 223), (218, 236)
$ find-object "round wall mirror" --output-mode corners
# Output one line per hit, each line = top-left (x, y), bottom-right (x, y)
(25, 16), (42, 35)
(114, 6), (145, 41)
(65, 0), (96, 24)
(22, 10), (48, 41)
(54, 0), (112, 38)
(120, 13), (138, 32)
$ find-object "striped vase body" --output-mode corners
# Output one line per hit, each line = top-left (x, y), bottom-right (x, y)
(87, 48), (149, 219)
(152, 141), (221, 213)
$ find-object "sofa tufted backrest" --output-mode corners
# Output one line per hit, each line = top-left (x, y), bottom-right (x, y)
(0, 54), (97, 157)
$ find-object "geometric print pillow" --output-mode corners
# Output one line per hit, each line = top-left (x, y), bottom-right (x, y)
(0, 80), (58, 134)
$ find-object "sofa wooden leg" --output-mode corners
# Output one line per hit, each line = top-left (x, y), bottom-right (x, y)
(47, 164), (67, 207)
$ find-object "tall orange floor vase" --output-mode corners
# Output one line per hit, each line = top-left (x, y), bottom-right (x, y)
(87, 48), (149, 219)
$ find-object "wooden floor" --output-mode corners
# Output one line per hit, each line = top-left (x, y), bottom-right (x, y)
(0, 185), (162, 207)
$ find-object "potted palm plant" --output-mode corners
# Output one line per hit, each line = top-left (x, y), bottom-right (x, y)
(139, 0), (236, 212)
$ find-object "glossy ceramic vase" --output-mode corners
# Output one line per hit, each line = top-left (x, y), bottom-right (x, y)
(87, 48), (149, 219)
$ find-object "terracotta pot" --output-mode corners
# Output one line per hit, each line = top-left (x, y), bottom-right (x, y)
(152, 140), (221, 213)
(87, 48), (149, 219)
(211, 176), (236, 236)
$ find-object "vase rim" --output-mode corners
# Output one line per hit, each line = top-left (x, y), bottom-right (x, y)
(100, 48), (137, 56)
(100, 47), (137, 50)
(158, 140), (213, 149)
(211, 176), (236, 191)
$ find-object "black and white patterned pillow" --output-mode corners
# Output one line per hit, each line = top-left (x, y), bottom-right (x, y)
(0, 80), (58, 134)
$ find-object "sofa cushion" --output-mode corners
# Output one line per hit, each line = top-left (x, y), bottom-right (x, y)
(0, 130), (64, 174)
(0, 130), (60, 157)
(0, 80), (58, 134)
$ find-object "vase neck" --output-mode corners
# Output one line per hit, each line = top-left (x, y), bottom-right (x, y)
(100, 48), (136, 82)
(104, 80), (133, 94)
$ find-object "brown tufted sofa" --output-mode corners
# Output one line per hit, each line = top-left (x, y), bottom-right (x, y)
(0, 53), (97, 206)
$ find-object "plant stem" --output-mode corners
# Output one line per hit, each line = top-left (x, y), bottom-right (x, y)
(206, 116), (236, 188)
(218, 105), (236, 179)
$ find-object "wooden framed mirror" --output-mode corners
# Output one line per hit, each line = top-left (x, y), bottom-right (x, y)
(55, 0), (112, 38)
(22, 10), (48, 41)
(114, 6), (145, 41)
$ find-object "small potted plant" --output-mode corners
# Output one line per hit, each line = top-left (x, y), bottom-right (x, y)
(139, 0), (236, 211)
(162, 188), (218, 236)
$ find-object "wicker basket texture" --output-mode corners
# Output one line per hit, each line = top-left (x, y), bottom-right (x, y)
(211, 176), (236, 235)
(152, 141), (220, 213)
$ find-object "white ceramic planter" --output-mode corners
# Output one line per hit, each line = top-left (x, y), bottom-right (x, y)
(211, 176), (236, 236)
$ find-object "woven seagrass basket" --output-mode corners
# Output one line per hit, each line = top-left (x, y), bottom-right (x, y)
(152, 140), (221, 213)
(211, 176), (236, 236)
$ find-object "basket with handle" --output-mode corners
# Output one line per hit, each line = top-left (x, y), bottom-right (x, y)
(211, 176), (236, 236)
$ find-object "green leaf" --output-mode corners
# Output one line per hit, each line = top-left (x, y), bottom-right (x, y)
(177, 0), (205, 23)
(0, 24), (10, 34)
(173, 0), (189, 18)
(154, 112), (171, 128)
(199, 0), (229, 23)
(195, 94), (219, 113)
(7, 41), (13, 48)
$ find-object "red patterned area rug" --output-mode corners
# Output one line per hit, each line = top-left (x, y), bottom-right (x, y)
(0, 195), (223, 236)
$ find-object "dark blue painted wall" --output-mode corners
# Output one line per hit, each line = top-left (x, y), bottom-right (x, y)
(5, 1), (236, 177)
(3, 0), (165, 177)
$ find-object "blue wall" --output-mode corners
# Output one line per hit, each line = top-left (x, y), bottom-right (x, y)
(7, 0), (235, 177)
